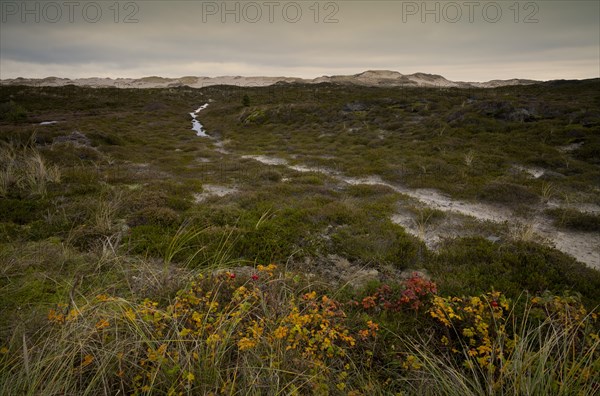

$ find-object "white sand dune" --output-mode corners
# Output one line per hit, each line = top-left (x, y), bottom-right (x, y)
(1, 71), (540, 89)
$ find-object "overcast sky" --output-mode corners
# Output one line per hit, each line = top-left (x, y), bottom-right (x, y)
(1, 1), (598, 81)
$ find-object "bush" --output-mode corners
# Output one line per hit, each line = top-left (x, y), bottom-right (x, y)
(545, 208), (600, 232)
(478, 182), (539, 206)
(2, 268), (597, 396)
(431, 238), (600, 308)
(128, 206), (180, 227)
(0, 101), (27, 122)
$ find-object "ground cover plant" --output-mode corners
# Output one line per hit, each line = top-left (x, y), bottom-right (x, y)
(1, 80), (599, 394)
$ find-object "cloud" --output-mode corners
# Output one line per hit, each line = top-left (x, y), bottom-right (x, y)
(1, 0), (598, 81)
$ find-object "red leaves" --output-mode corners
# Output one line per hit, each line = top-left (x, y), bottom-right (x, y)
(353, 273), (438, 313)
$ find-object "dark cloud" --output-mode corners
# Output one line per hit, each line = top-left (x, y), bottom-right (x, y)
(1, 1), (598, 80)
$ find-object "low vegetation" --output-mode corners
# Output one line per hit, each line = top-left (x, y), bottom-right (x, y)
(0, 80), (598, 394)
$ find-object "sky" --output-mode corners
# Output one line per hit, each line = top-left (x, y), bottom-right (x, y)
(0, 0), (599, 82)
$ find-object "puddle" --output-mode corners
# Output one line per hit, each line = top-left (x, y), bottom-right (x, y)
(40, 121), (58, 125)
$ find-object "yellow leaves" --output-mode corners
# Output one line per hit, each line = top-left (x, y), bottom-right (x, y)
(48, 309), (65, 324)
(303, 291), (317, 301)
(124, 308), (136, 322)
(237, 337), (257, 351)
(248, 320), (264, 338)
(145, 344), (168, 364)
(402, 354), (423, 370)
(531, 292), (591, 328)
(95, 319), (110, 330)
(476, 321), (489, 334)
(81, 354), (94, 368)
(462, 327), (475, 338)
(257, 263), (277, 275)
(179, 328), (191, 337)
(206, 333), (221, 345)
(429, 291), (516, 371)
(191, 311), (203, 325)
(39, 265), (393, 395)
(0, 347), (8, 354)
(359, 320), (379, 340)
(477, 344), (492, 355)
(274, 326), (288, 339)
(95, 294), (114, 302)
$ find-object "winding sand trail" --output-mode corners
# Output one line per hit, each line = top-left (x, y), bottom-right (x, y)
(241, 155), (599, 269)
(187, 106), (598, 269)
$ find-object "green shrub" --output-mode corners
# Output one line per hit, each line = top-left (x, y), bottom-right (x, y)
(0, 101), (27, 122)
(546, 208), (600, 232)
(478, 182), (539, 206)
(129, 206), (180, 227)
(431, 237), (600, 307)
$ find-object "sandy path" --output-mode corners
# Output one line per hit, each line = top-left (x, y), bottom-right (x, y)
(241, 155), (599, 269)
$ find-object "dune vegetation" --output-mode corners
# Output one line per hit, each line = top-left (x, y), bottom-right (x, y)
(1, 80), (599, 394)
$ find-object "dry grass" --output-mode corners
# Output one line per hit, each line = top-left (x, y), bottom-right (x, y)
(0, 141), (60, 197)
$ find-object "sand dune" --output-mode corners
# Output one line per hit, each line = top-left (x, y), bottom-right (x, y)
(0, 70), (539, 89)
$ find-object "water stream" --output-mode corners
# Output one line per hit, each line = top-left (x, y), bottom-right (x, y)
(190, 104), (209, 137)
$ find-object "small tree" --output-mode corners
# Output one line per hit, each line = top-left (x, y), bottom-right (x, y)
(242, 94), (250, 107)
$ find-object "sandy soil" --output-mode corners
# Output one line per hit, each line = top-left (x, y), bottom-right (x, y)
(240, 155), (599, 269)
(194, 184), (238, 203)
(1, 71), (539, 89)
